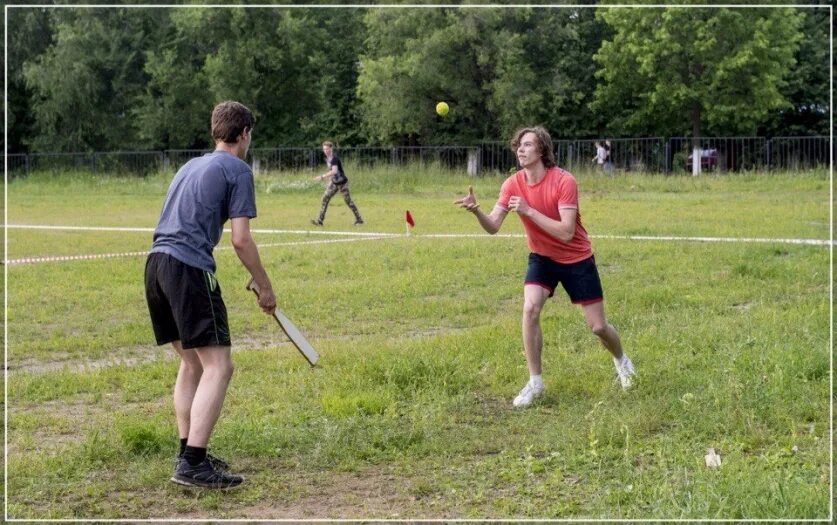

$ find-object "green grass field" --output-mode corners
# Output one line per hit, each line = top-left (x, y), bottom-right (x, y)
(5, 166), (832, 519)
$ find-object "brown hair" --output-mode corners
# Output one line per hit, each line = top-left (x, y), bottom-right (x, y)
(510, 126), (556, 168)
(211, 101), (255, 143)
(322, 141), (335, 148)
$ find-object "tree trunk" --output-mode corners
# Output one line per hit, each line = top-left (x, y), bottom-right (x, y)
(691, 104), (702, 176)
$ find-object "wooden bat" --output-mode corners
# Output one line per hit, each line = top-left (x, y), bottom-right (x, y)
(246, 278), (319, 366)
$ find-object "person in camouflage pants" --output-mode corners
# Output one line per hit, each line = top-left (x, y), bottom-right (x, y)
(311, 141), (363, 226)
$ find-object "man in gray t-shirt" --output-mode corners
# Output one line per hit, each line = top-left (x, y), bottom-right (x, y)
(144, 101), (276, 489)
(151, 151), (257, 273)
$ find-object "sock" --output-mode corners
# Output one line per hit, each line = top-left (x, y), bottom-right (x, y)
(179, 438), (187, 456)
(183, 445), (207, 467)
(529, 374), (544, 389)
(614, 354), (629, 367)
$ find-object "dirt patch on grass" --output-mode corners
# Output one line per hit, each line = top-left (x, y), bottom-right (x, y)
(8, 337), (294, 374)
(8, 397), (170, 456)
(8, 345), (175, 374)
(234, 467), (421, 519)
(10, 323), (499, 375)
(162, 463), (458, 520)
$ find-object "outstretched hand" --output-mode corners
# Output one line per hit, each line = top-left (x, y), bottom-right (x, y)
(454, 185), (480, 213)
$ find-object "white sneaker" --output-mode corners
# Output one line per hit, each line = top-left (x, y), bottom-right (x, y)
(614, 355), (636, 389)
(512, 381), (545, 407)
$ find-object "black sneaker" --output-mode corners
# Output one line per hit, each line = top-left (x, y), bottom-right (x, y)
(310, 219), (323, 226)
(175, 452), (229, 472)
(354, 219), (364, 225)
(171, 458), (243, 489)
(207, 452), (229, 471)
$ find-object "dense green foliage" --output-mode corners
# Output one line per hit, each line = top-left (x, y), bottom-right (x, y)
(592, 5), (803, 139)
(6, 5), (829, 152)
(758, 2), (831, 137)
(358, 8), (605, 143)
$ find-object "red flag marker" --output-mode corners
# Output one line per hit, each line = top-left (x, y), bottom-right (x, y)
(405, 210), (415, 235)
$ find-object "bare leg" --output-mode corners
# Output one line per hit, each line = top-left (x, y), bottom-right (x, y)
(185, 345), (234, 448)
(581, 300), (624, 359)
(172, 341), (202, 440)
(522, 285), (551, 375)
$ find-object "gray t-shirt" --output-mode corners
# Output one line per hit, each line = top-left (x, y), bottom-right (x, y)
(150, 151), (257, 272)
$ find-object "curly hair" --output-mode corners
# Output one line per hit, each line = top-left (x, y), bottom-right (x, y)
(510, 126), (556, 168)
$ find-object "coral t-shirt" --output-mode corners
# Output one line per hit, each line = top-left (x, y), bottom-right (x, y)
(496, 166), (593, 264)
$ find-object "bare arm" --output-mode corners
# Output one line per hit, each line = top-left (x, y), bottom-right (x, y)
(230, 216), (276, 313)
(314, 164), (338, 181)
(454, 185), (508, 234)
(509, 196), (577, 242)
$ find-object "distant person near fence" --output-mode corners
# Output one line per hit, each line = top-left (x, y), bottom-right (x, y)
(455, 125), (635, 408)
(593, 141), (607, 172)
(604, 139), (614, 176)
(311, 141), (364, 226)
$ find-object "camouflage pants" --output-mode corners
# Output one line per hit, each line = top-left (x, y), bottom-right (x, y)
(317, 182), (362, 222)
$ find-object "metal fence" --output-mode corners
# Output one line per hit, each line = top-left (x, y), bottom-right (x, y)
(5, 136), (831, 178)
(668, 137), (768, 172)
(768, 136), (832, 172)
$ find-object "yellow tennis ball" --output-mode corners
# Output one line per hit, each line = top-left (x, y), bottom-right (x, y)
(436, 101), (449, 116)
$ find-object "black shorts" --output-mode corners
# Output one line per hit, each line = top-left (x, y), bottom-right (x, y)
(524, 253), (604, 305)
(144, 252), (231, 349)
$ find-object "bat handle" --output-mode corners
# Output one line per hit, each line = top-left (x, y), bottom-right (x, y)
(246, 277), (260, 295)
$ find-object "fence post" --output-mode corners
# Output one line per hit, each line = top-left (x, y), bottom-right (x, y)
(664, 141), (670, 173)
(765, 139), (771, 171)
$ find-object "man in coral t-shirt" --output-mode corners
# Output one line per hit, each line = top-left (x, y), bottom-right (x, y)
(455, 126), (635, 408)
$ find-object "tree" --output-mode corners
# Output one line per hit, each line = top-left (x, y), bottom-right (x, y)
(758, 5), (829, 137)
(6, 7), (53, 153)
(23, 8), (165, 152)
(133, 9), (207, 150)
(487, 6), (606, 139)
(137, 7), (366, 149)
(592, 5), (803, 172)
(357, 6), (607, 145)
(357, 8), (490, 145)
(301, 8), (367, 145)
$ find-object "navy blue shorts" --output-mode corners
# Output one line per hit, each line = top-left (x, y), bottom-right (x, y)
(144, 252), (231, 349)
(524, 253), (604, 305)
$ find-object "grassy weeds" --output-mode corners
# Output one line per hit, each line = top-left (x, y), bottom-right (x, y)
(4, 166), (831, 519)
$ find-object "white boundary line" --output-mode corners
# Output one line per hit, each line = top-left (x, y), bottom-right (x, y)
(6, 224), (401, 237)
(2, 235), (395, 266)
(256, 235), (394, 249)
(9, 224), (833, 246)
(3, 5), (8, 522)
(829, 7), (835, 522)
(2, 230), (832, 266)
(592, 233), (833, 247)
